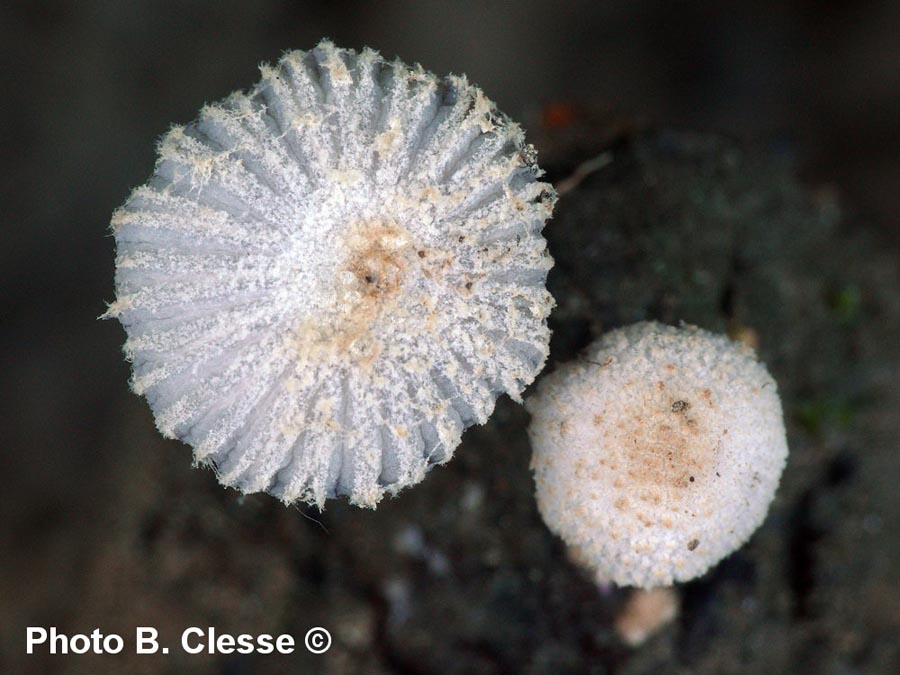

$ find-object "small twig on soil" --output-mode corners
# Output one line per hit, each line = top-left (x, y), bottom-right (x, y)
(294, 503), (329, 533)
(556, 152), (613, 195)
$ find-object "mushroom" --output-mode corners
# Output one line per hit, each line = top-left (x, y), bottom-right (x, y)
(107, 41), (555, 508)
(526, 321), (788, 587)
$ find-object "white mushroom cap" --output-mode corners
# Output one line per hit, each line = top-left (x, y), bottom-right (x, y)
(109, 41), (555, 508)
(526, 322), (788, 588)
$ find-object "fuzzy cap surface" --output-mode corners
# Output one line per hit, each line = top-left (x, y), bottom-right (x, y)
(527, 322), (788, 587)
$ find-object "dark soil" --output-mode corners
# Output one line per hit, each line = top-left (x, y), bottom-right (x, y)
(3, 122), (897, 674)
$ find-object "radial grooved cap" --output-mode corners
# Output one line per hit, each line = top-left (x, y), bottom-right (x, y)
(526, 322), (788, 587)
(109, 41), (555, 508)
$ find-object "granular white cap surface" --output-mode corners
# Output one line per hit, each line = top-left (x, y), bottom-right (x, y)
(526, 322), (788, 587)
(108, 41), (555, 508)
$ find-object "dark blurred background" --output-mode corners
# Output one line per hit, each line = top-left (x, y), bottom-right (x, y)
(1, 1), (898, 673)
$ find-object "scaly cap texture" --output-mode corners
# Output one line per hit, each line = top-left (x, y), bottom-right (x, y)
(526, 322), (788, 587)
(109, 40), (556, 508)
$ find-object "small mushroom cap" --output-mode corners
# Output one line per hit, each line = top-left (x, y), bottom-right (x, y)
(109, 41), (555, 508)
(526, 322), (788, 587)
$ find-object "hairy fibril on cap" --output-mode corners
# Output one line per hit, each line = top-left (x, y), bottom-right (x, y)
(527, 322), (788, 587)
(108, 40), (555, 508)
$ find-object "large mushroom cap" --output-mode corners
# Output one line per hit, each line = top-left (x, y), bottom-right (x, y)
(109, 41), (555, 508)
(526, 322), (788, 587)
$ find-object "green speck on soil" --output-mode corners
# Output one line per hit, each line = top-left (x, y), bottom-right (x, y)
(827, 284), (863, 326)
(795, 397), (859, 435)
